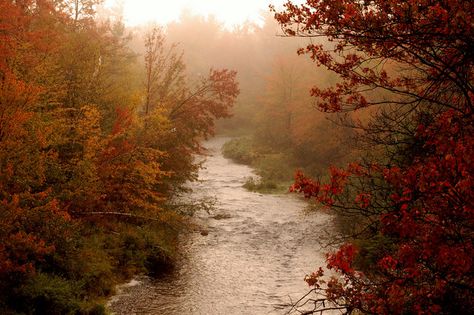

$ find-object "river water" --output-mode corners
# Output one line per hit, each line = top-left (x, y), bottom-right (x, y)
(108, 137), (334, 315)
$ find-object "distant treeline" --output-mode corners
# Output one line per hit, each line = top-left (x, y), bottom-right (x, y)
(162, 12), (359, 191)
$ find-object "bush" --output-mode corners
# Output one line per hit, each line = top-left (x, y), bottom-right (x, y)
(222, 137), (256, 164)
(223, 137), (295, 193)
(13, 273), (80, 315)
(253, 153), (294, 182)
(244, 177), (289, 194)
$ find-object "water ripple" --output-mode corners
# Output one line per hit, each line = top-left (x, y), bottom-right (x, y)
(109, 137), (333, 315)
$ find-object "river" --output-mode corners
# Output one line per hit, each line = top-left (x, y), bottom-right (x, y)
(108, 137), (334, 315)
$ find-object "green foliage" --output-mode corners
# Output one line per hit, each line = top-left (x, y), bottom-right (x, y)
(109, 223), (177, 277)
(12, 273), (80, 315)
(8, 272), (108, 315)
(243, 177), (278, 193)
(253, 153), (294, 182)
(223, 137), (294, 193)
(222, 137), (256, 164)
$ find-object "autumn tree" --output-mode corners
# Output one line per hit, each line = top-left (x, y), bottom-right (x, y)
(0, 3), (80, 311)
(54, 0), (102, 24)
(0, 1), (240, 312)
(144, 27), (186, 116)
(143, 27), (239, 192)
(272, 0), (474, 313)
(255, 54), (353, 176)
(0, 2), (169, 312)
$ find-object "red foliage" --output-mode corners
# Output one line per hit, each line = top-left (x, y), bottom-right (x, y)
(111, 107), (134, 136)
(276, 0), (474, 313)
(0, 192), (70, 279)
(327, 243), (358, 274)
(0, 0), (73, 282)
(170, 68), (239, 140)
(291, 110), (474, 313)
(272, 0), (473, 114)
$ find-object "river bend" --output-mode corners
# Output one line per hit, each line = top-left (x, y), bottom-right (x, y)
(109, 137), (333, 315)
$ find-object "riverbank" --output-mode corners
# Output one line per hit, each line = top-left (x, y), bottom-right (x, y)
(221, 137), (295, 194)
(0, 220), (179, 315)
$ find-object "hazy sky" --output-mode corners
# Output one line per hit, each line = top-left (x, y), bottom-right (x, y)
(104, 0), (292, 28)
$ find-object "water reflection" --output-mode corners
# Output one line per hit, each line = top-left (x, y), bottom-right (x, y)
(109, 137), (333, 314)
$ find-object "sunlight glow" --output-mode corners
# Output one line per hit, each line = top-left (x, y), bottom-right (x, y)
(104, 0), (288, 28)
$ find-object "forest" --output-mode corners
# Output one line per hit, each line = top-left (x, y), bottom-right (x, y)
(0, 0), (473, 314)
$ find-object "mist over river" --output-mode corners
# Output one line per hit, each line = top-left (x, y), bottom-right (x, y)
(108, 137), (334, 314)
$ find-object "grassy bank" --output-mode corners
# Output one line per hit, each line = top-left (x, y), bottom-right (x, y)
(0, 218), (179, 315)
(222, 137), (295, 194)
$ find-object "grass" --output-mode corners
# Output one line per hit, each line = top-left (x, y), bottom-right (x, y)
(221, 137), (256, 165)
(243, 177), (293, 194)
(222, 137), (295, 194)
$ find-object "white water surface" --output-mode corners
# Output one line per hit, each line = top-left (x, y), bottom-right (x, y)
(109, 137), (334, 314)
